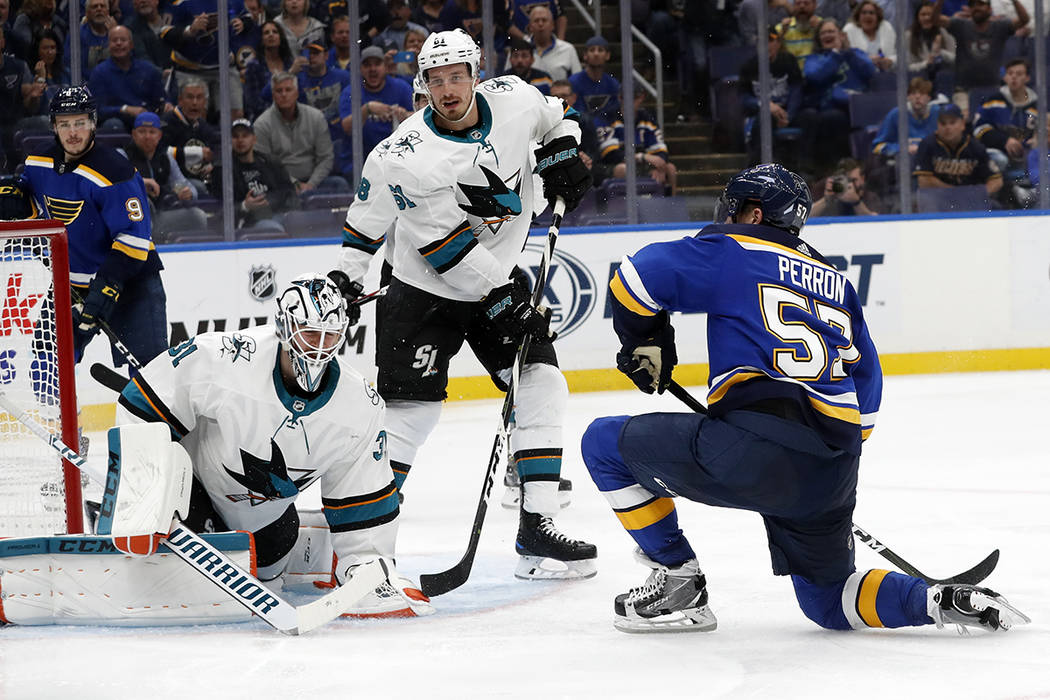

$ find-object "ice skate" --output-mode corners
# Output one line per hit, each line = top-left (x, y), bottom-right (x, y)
(927, 584), (1030, 634)
(500, 463), (573, 509)
(514, 509), (597, 580)
(614, 557), (717, 634)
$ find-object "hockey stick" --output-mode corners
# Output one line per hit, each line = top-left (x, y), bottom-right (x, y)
(419, 198), (567, 597)
(70, 288), (144, 370)
(0, 389), (385, 634)
(664, 380), (999, 586)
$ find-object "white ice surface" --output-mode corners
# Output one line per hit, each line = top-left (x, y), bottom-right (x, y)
(2, 371), (1048, 699)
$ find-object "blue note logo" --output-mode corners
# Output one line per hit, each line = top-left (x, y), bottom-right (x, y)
(521, 244), (595, 339)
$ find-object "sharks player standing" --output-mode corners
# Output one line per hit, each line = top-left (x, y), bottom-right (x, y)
(114, 273), (433, 617)
(581, 164), (1029, 634)
(14, 86), (168, 369)
(328, 28), (597, 581)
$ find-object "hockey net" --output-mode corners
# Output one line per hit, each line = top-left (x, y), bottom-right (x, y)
(0, 221), (83, 535)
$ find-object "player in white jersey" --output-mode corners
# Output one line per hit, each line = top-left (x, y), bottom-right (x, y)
(328, 29), (596, 580)
(115, 273), (432, 617)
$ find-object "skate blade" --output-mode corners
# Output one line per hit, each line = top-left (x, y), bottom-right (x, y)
(514, 555), (597, 580)
(500, 487), (572, 510)
(614, 607), (718, 634)
(972, 593), (1031, 631)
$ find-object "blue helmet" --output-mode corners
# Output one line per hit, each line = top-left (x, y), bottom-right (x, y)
(49, 86), (98, 125)
(713, 163), (812, 234)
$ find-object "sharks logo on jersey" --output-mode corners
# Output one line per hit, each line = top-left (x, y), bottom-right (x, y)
(389, 131), (423, 157)
(223, 439), (317, 505)
(220, 333), (257, 363)
(457, 165), (523, 234)
(482, 77), (516, 93)
(43, 196), (85, 226)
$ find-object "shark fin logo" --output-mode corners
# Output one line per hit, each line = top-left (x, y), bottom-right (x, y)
(43, 196), (85, 226)
(223, 439), (314, 505)
(457, 165), (523, 234)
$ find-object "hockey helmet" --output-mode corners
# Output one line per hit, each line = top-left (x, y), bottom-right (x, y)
(417, 29), (481, 81)
(713, 163), (812, 235)
(274, 273), (349, 393)
(49, 86), (98, 126)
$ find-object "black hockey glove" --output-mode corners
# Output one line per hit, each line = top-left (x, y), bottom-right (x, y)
(482, 282), (554, 342)
(616, 322), (677, 395)
(0, 175), (33, 221)
(326, 269), (364, 326)
(72, 276), (122, 354)
(534, 136), (592, 212)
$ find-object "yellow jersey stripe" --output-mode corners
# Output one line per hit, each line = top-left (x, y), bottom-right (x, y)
(727, 234), (838, 271)
(708, 370), (764, 404)
(25, 156), (53, 168)
(113, 240), (150, 261)
(75, 164), (113, 187)
(808, 395), (861, 425)
(614, 497), (675, 531)
(609, 270), (657, 317)
(857, 569), (890, 628)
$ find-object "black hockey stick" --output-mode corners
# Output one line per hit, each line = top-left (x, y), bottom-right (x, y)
(0, 388), (386, 634)
(70, 288), (144, 370)
(665, 380), (999, 586)
(419, 198), (567, 597)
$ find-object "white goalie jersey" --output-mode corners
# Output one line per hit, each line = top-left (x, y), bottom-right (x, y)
(338, 74), (580, 300)
(114, 325), (399, 570)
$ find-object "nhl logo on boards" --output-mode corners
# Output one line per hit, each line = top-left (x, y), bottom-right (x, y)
(249, 265), (277, 301)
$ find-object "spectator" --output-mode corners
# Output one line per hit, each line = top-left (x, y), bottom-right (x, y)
(309, 0), (389, 37)
(502, 37), (553, 95)
(739, 27), (804, 169)
(844, 1), (896, 71)
(29, 27), (70, 96)
(123, 111), (207, 240)
(942, 0), (1027, 101)
(527, 5), (579, 82)
(243, 19), (301, 120)
(326, 15), (353, 72)
(299, 35), (349, 149)
(254, 71), (340, 194)
(373, 0), (429, 53)
(600, 86), (678, 196)
(872, 76), (942, 160)
(815, 0), (850, 26)
(441, 0), (511, 56)
(235, 0), (273, 62)
(509, 0), (566, 41)
(569, 36), (621, 127)
(89, 26), (168, 131)
(412, 0), (453, 34)
(550, 78), (601, 182)
(275, 0), (325, 54)
(800, 18), (875, 171)
(337, 45), (412, 164)
(991, 0), (1050, 36)
(209, 117), (294, 230)
(159, 0), (247, 120)
(0, 26), (45, 159)
(972, 58), (1038, 175)
(80, 0), (118, 77)
(123, 0), (170, 69)
(905, 1), (956, 82)
(1024, 114), (1050, 190)
(915, 103), (1003, 196)
(737, 0), (791, 46)
(163, 77), (218, 192)
(11, 0), (65, 63)
(779, 0), (822, 68)
(0, 0), (28, 60)
(810, 157), (881, 216)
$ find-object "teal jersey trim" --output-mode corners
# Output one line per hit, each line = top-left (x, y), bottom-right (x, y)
(423, 94), (493, 143)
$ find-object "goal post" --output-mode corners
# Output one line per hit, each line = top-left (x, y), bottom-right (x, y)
(0, 220), (83, 535)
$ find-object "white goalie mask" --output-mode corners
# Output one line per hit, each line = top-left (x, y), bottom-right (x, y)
(274, 273), (349, 393)
(417, 28), (480, 121)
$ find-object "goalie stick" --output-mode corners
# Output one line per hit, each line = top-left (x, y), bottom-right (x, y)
(418, 198), (567, 597)
(0, 389), (385, 634)
(664, 380), (999, 585)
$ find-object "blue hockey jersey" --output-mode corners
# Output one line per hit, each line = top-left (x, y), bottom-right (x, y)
(610, 223), (882, 455)
(21, 141), (161, 289)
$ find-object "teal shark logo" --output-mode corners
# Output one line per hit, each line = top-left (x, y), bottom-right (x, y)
(457, 165), (523, 234)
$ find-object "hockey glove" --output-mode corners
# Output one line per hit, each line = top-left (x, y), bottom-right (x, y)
(616, 321), (677, 395)
(0, 175), (33, 221)
(482, 281), (554, 342)
(72, 276), (122, 354)
(534, 136), (592, 212)
(341, 559), (435, 618)
(326, 269), (364, 326)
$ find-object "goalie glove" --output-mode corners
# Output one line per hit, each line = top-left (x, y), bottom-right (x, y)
(534, 135), (592, 212)
(616, 318), (677, 395)
(326, 269), (364, 326)
(339, 559), (435, 618)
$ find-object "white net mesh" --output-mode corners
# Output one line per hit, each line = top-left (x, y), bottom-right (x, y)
(0, 231), (73, 536)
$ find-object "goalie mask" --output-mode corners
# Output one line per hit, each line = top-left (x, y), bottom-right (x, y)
(274, 273), (349, 393)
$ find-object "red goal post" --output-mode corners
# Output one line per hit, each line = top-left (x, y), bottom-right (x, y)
(0, 220), (83, 535)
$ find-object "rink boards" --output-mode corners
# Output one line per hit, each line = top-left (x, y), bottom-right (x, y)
(76, 212), (1050, 425)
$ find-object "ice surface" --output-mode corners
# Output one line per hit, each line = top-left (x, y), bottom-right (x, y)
(2, 371), (1048, 699)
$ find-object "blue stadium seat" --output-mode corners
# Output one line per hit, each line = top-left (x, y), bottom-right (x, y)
(868, 71), (898, 92)
(300, 191), (353, 210)
(916, 185), (991, 213)
(848, 91), (897, 129)
(597, 177), (666, 201)
(163, 229), (224, 244)
(707, 45), (755, 149)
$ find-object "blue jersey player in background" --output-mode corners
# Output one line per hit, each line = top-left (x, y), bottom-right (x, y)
(18, 86), (168, 371)
(580, 164), (1029, 635)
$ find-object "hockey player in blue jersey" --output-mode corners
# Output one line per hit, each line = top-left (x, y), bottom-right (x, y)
(580, 163), (1030, 634)
(18, 86), (168, 369)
